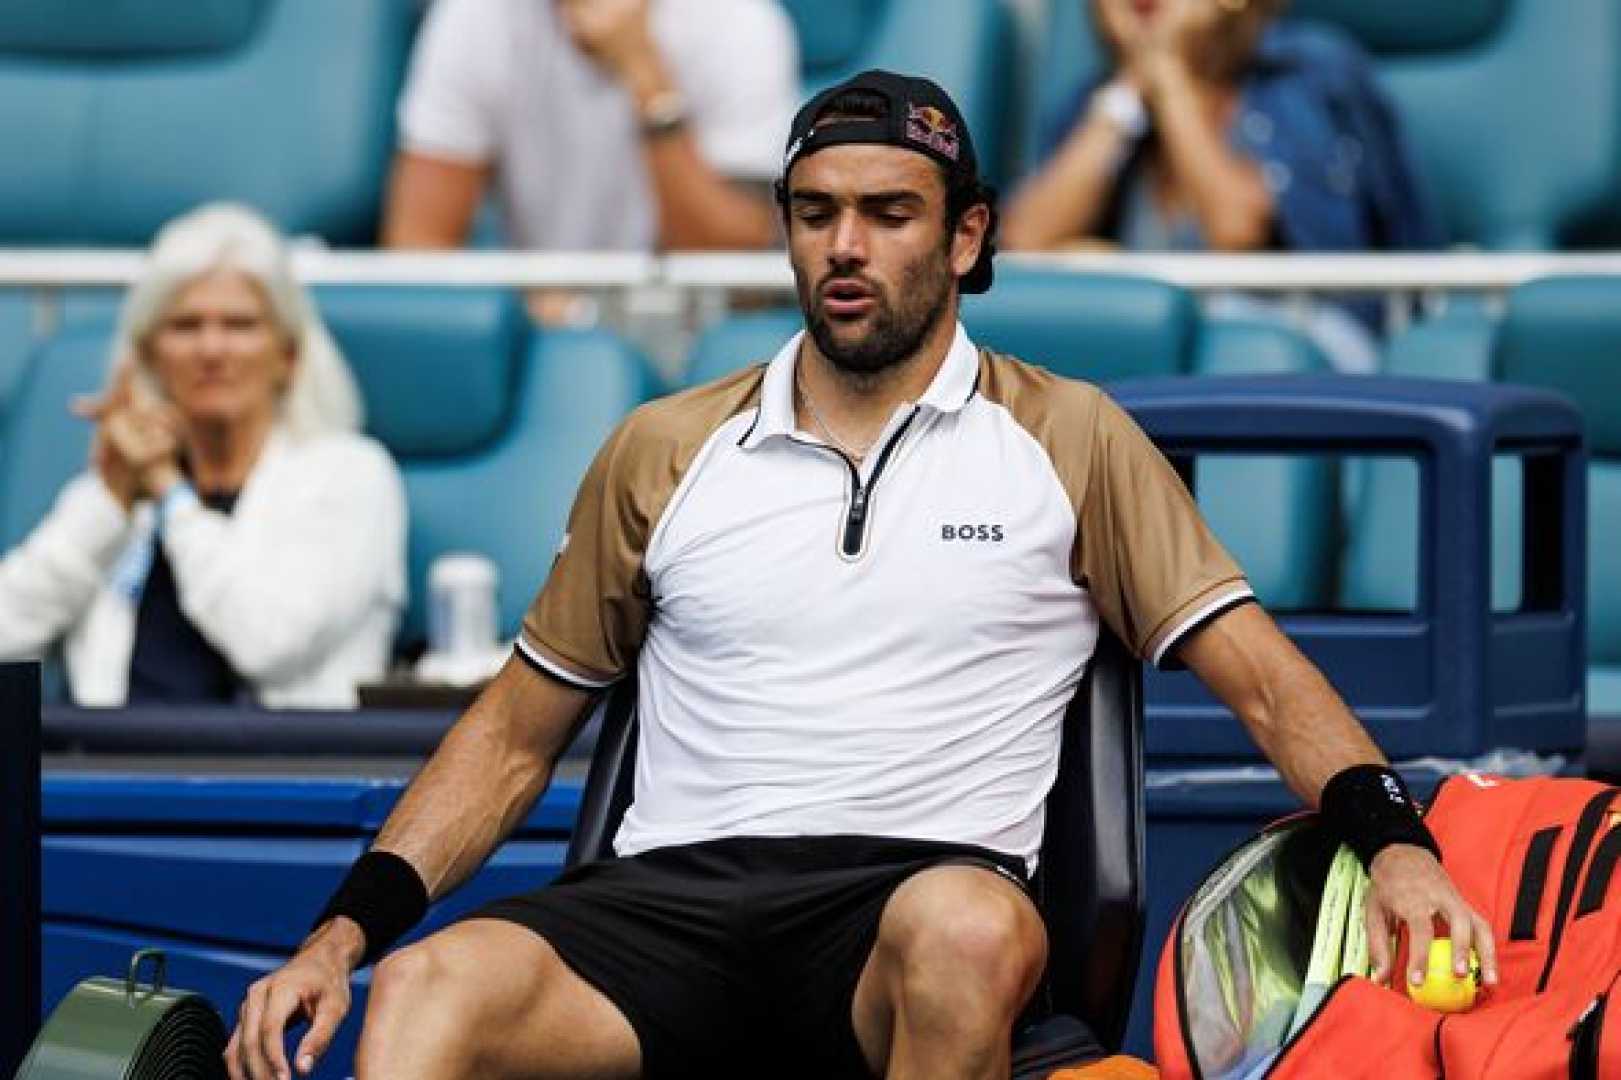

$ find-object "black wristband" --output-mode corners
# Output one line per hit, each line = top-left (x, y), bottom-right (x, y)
(312, 850), (429, 968)
(1319, 764), (1441, 869)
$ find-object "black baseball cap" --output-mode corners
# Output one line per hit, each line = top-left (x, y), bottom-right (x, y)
(778, 69), (995, 293)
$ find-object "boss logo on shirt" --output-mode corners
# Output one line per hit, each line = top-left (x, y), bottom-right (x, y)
(941, 524), (1004, 542)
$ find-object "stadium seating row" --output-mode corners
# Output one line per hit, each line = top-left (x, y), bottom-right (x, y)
(1, 271), (1614, 728)
(2, 0), (1619, 249)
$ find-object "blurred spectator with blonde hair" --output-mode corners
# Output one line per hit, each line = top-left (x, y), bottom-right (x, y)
(0, 203), (406, 707)
(384, 0), (799, 253)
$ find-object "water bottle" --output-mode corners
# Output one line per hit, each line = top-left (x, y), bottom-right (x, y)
(427, 552), (499, 660)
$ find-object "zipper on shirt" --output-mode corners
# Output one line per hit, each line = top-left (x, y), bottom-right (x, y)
(838, 408), (918, 559)
(791, 407), (919, 561)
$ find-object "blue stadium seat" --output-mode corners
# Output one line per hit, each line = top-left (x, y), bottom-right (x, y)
(0, 0), (411, 243)
(961, 270), (1195, 380)
(0, 323), (111, 555)
(0, 292), (36, 418)
(684, 269), (1334, 609)
(778, 0), (1016, 180)
(1028, 0), (1621, 248)
(320, 290), (657, 648)
(1350, 278), (1621, 733)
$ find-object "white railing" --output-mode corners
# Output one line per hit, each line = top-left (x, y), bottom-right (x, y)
(6, 250), (1621, 374)
(5, 249), (1621, 291)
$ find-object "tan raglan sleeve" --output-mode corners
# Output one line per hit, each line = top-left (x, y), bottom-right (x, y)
(1074, 392), (1252, 667)
(517, 414), (655, 687)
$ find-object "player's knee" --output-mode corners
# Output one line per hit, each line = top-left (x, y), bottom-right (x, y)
(369, 942), (442, 1011)
(899, 885), (1046, 1012)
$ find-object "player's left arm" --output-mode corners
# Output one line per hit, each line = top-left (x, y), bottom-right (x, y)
(1176, 600), (1498, 989)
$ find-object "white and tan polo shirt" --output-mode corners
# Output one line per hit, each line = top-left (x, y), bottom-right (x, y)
(518, 324), (1250, 870)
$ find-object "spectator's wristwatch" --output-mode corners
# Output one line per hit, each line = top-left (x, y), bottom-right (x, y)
(1091, 81), (1149, 142)
(639, 89), (691, 140)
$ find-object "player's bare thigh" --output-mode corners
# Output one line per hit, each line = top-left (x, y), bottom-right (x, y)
(358, 916), (642, 1079)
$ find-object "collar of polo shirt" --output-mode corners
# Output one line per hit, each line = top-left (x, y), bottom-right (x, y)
(739, 321), (981, 450)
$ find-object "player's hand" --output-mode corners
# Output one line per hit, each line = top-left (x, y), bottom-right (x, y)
(225, 920), (362, 1080)
(556, 0), (658, 84)
(1363, 843), (1499, 991)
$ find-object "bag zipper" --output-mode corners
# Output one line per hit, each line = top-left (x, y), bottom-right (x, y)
(1568, 970), (1621, 1080)
(1259, 975), (1357, 1078)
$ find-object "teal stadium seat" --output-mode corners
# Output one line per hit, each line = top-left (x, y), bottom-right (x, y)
(684, 269), (1335, 609)
(319, 290), (657, 650)
(778, 0), (1016, 182)
(1348, 278), (1621, 730)
(0, 323), (113, 557)
(0, 293), (655, 657)
(0, 0), (413, 445)
(0, 293), (34, 417)
(0, 0), (411, 244)
(1029, 0), (1621, 248)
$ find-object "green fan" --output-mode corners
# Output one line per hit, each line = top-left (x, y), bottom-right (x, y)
(16, 950), (227, 1080)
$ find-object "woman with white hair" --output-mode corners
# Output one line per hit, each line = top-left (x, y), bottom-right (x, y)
(0, 203), (406, 707)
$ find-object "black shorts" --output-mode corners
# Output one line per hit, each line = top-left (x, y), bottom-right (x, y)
(466, 834), (1030, 1078)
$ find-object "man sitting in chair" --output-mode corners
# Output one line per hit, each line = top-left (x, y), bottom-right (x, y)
(228, 71), (1494, 1080)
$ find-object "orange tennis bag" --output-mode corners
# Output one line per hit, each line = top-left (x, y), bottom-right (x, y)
(1152, 773), (1621, 1078)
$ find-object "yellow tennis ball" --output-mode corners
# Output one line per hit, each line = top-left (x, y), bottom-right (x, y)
(1406, 938), (1480, 1013)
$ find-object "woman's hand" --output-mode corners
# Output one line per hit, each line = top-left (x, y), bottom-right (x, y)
(1096, 0), (1151, 83)
(75, 366), (145, 510)
(1133, 0), (1225, 93)
(100, 404), (184, 506)
(86, 423), (141, 511)
(1140, 0), (1263, 89)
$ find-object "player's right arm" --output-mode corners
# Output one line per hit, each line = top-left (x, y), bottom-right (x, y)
(226, 654), (596, 1080)
(368, 653), (596, 901)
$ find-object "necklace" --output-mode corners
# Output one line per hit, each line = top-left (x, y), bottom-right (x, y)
(798, 370), (878, 462)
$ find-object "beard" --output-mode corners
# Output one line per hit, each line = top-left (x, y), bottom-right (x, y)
(797, 247), (955, 381)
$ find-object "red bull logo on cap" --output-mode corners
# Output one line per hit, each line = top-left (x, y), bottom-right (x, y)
(905, 103), (960, 162)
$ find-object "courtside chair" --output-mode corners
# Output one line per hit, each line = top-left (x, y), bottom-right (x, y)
(0, 0), (411, 244)
(565, 626), (1146, 1071)
(1028, 0), (1621, 248)
(683, 269), (1336, 611)
(321, 289), (658, 651)
(777, 0), (1016, 183)
(1345, 277), (1621, 766)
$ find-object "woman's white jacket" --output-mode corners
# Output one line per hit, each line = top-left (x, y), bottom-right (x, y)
(0, 428), (407, 707)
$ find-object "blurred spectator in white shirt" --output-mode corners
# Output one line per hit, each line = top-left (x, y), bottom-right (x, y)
(384, 0), (799, 252)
